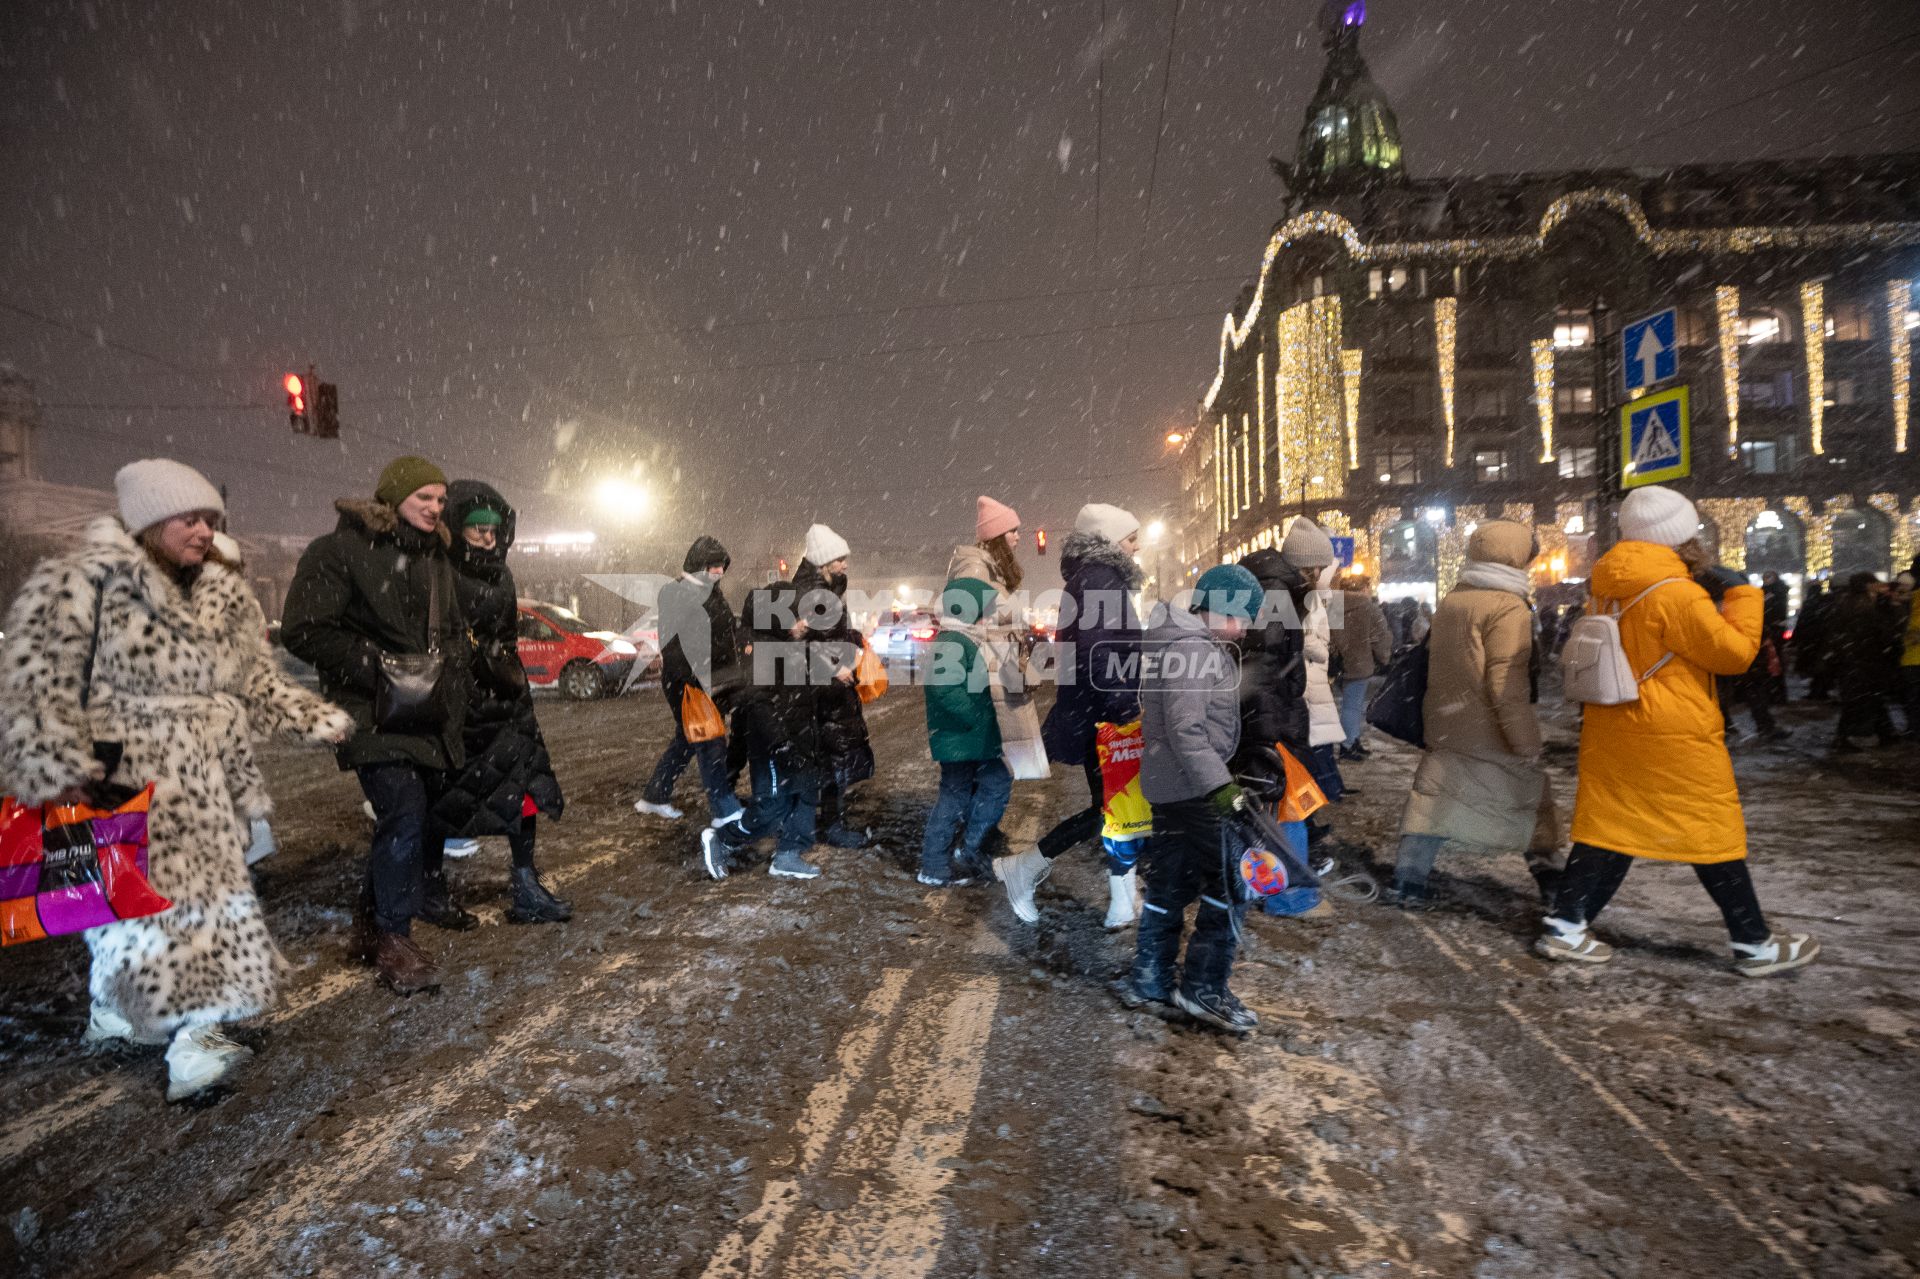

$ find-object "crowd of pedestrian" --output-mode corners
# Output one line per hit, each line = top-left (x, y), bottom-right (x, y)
(2, 452), (1894, 1101)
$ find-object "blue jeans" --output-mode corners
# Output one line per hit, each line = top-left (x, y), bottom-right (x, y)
(1392, 833), (1449, 895)
(918, 759), (1012, 878)
(722, 753), (819, 855)
(1338, 678), (1370, 748)
(644, 687), (744, 821)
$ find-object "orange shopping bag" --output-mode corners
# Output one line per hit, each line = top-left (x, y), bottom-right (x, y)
(854, 640), (889, 704)
(1272, 743), (1328, 823)
(681, 685), (727, 743)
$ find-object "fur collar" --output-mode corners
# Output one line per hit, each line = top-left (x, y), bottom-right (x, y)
(334, 497), (452, 547)
(1060, 530), (1143, 588)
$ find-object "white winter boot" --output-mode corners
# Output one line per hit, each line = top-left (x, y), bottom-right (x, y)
(165, 1025), (252, 1102)
(1103, 871), (1140, 930)
(84, 1002), (166, 1046)
(993, 848), (1051, 924)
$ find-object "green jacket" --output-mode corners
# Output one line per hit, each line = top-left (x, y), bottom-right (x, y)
(282, 499), (471, 772)
(923, 576), (1003, 763)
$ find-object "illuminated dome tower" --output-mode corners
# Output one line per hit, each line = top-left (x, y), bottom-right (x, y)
(1290, 1), (1405, 195)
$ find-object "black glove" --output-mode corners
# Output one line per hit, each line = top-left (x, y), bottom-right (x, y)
(1694, 564), (1747, 602)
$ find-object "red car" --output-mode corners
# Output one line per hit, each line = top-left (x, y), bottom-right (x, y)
(515, 600), (645, 699)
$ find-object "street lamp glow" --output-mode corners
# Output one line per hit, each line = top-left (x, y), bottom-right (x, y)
(595, 476), (649, 517)
(1164, 431), (1185, 447)
(1144, 519), (1166, 544)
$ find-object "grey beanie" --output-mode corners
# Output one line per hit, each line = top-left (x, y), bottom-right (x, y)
(1279, 516), (1335, 571)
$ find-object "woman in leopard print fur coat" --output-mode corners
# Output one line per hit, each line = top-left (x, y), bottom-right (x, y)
(0, 460), (351, 1101)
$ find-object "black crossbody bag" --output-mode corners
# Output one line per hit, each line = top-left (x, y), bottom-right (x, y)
(373, 563), (450, 733)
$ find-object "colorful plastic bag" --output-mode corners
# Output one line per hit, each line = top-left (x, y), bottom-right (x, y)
(0, 785), (169, 945)
(1095, 720), (1152, 843)
(680, 685), (727, 743)
(854, 640), (889, 704)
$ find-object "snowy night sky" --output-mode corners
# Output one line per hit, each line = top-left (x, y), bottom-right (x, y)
(2, 0), (1916, 562)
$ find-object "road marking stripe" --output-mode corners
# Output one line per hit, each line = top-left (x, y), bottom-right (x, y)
(160, 953), (656, 1277)
(0, 836), (644, 1161)
(781, 976), (1000, 1279)
(1411, 918), (1813, 1279)
(698, 967), (916, 1279)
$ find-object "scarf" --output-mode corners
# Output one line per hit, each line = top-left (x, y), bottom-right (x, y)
(1456, 559), (1533, 598)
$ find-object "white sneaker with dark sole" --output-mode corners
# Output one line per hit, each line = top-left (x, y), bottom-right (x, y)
(1732, 932), (1820, 977)
(635, 799), (685, 821)
(1535, 916), (1613, 964)
(442, 838), (481, 859)
(699, 827), (730, 881)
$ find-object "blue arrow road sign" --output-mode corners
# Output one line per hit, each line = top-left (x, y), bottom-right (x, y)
(1619, 385), (1691, 488)
(1329, 536), (1355, 567)
(1621, 307), (1678, 391)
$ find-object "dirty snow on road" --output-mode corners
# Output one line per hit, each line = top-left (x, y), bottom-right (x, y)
(1, 691), (1915, 1278)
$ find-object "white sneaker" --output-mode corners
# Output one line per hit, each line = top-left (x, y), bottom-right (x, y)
(442, 838), (482, 859)
(700, 826), (730, 881)
(1103, 871), (1140, 930)
(710, 809), (745, 829)
(244, 818), (278, 866)
(84, 1002), (167, 1046)
(635, 799), (685, 821)
(1732, 932), (1820, 978)
(994, 848), (1051, 924)
(362, 801), (377, 823)
(1535, 916), (1613, 964)
(165, 1025), (252, 1102)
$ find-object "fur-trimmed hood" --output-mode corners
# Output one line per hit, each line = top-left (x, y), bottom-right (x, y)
(1060, 529), (1143, 589)
(332, 497), (452, 548)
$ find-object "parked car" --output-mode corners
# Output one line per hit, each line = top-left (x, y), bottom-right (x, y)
(517, 599), (640, 699)
(870, 609), (939, 665)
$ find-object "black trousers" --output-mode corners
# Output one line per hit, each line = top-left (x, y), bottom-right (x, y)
(1549, 842), (1769, 945)
(508, 815), (537, 870)
(1717, 670), (1776, 735)
(1131, 798), (1244, 995)
(356, 762), (448, 936)
(1038, 756), (1106, 859)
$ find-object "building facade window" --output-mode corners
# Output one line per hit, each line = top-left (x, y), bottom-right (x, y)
(1464, 385), (1515, 418)
(1368, 265), (1427, 299)
(1472, 448), (1510, 481)
(1823, 377), (1859, 406)
(1738, 439), (1786, 473)
(1374, 446), (1420, 484)
(1825, 300), (1872, 341)
(1738, 311), (1785, 344)
(1739, 372), (1795, 408)
(1556, 445), (1596, 478)
(1552, 311), (1592, 349)
(1554, 384), (1595, 414)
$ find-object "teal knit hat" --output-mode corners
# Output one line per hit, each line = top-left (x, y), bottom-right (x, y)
(1190, 563), (1265, 622)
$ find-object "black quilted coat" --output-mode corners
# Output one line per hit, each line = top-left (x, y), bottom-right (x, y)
(432, 481), (564, 835)
(793, 557), (874, 789)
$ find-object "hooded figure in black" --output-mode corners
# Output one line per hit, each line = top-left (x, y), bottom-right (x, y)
(431, 480), (571, 924)
(793, 528), (874, 848)
(1235, 548), (1313, 769)
(635, 536), (747, 827)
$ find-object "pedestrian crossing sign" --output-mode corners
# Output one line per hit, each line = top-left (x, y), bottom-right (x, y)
(1619, 385), (1690, 489)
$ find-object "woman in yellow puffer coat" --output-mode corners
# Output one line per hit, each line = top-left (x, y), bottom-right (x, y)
(1539, 486), (1818, 977)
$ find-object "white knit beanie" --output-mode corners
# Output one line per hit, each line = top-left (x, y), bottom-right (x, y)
(1073, 503), (1139, 545)
(1618, 485), (1700, 548)
(115, 458), (224, 534)
(803, 523), (850, 565)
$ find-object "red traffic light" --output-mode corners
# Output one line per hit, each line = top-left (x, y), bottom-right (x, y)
(1035, 528), (1048, 556)
(284, 373), (306, 413)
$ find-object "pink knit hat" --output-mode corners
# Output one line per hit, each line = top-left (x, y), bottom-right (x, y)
(975, 495), (1020, 542)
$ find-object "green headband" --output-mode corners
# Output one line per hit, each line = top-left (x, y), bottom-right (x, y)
(463, 507), (503, 528)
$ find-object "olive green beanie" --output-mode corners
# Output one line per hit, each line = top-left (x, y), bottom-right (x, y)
(374, 456), (448, 507)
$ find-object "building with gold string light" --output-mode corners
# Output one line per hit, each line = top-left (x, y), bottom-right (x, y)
(1179, 1), (1920, 606)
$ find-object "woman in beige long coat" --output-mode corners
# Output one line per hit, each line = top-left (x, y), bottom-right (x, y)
(1389, 520), (1559, 903)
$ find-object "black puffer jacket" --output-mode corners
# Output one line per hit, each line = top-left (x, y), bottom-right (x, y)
(794, 557), (873, 789)
(282, 498), (470, 771)
(430, 481), (563, 836)
(658, 536), (743, 710)
(1233, 548), (1311, 772)
(732, 581), (825, 774)
(1040, 531), (1143, 765)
